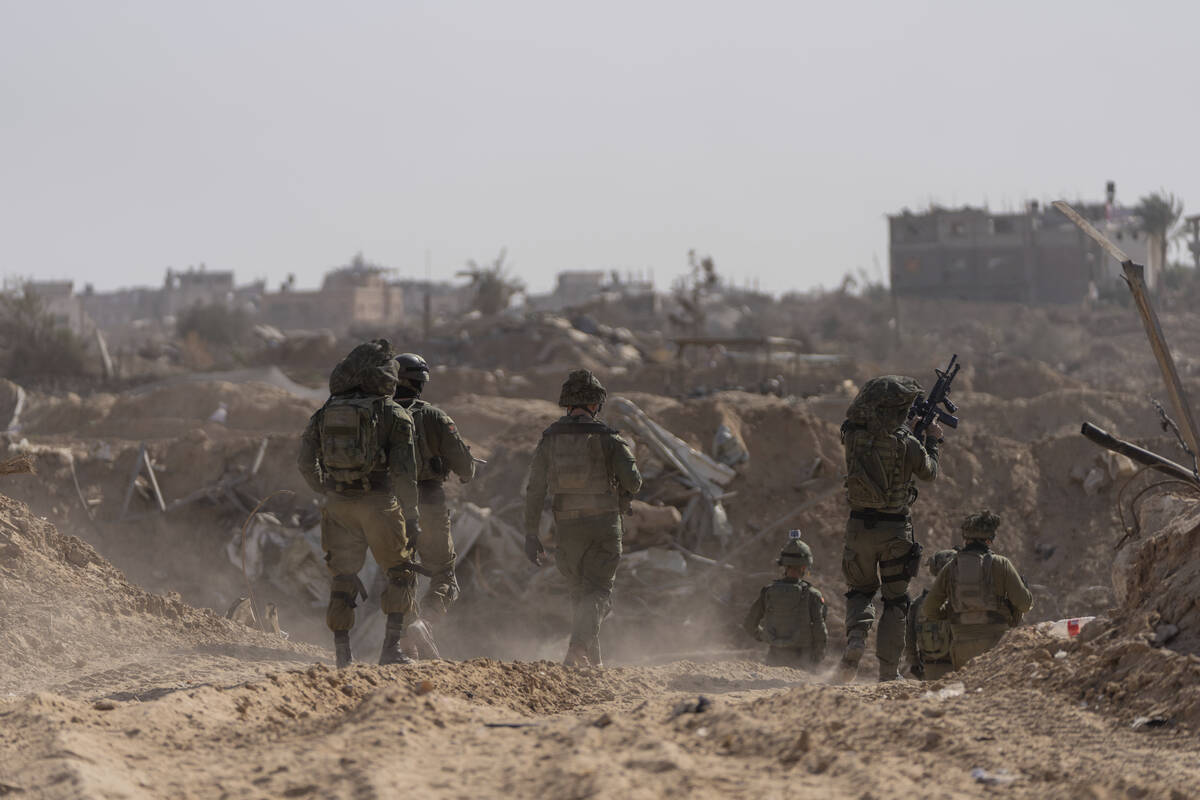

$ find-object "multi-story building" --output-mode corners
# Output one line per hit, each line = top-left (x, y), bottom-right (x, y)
(890, 184), (1152, 303)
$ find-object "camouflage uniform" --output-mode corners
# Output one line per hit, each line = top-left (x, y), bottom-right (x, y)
(838, 376), (940, 681)
(743, 534), (828, 669)
(523, 370), (642, 667)
(904, 549), (957, 680)
(393, 354), (476, 616)
(298, 340), (421, 667)
(923, 511), (1033, 669)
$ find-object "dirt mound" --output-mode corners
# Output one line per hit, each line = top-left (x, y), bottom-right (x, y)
(0, 493), (319, 697)
(965, 492), (1200, 731)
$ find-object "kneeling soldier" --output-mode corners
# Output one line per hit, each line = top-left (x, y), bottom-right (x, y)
(743, 531), (828, 669)
(923, 511), (1033, 670)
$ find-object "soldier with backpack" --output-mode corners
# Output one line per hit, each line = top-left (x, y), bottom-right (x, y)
(742, 531), (828, 669)
(837, 375), (943, 682)
(922, 510), (1033, 669)
(523, 369), (641, 668)
(392, 353), (477, 618)
(904, 548), (958, 680)
(297, 339), (422, 668)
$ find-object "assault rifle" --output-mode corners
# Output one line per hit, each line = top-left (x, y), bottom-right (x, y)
(908, 354), (961, 438)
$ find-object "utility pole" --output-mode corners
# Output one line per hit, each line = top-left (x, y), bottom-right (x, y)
(423, 250), (432, 343)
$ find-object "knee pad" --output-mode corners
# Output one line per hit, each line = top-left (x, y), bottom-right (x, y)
(330, 573), (367, 608)
(386, 562), (417, 588)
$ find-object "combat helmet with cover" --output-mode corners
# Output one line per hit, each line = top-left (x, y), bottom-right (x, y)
(321, 339), (400, 489)
(778, 530), (813, 568)
(961, 509), (1001, 540)
(841, 375), (924, 511)
(559, 369), (607, 408)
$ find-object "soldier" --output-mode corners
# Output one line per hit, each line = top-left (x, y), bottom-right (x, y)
(904, 548), (957, 680)
(523, 369), (642, 667)
(392, 353), (476, 618)
(837, 375), (943, 682)
(297, 339), (421, 668)
(742, 531), (828, 669)
(922, 511), (1034, 669)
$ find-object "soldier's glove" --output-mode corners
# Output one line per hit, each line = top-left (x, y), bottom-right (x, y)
(524, 534), (546, 566)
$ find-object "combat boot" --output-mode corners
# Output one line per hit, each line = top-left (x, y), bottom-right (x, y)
(836, 632), (866, 683)
(334, 631), (352, 669)
(379, 613), (415, 666)
(563, 642), (591, 668)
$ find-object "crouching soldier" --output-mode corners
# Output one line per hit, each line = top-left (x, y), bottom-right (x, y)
(923, 511), (1033, 670)
(743, 531), (828, 669)
(905, 549), (957, 680)
(297, 339), (422, 668)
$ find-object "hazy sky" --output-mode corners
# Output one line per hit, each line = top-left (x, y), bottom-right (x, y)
(3, 1), (1198, 296)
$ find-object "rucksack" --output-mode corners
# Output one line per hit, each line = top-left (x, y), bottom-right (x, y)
(319, 396), (383, 485)
(842, 425), (910, 509)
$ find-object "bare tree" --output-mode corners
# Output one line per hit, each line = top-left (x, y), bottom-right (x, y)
(456, 248), (526, 315)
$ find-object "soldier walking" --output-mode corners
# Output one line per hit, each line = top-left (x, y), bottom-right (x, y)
(392, 353), (477, 618)
(923, 511), (1033, 669)
(523, 370), (642, 667)
(297, 339), (422, 668)
(837, 375), (943, 682)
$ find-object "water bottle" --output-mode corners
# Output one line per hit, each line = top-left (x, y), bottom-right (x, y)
(1041, 616), (1096, 638)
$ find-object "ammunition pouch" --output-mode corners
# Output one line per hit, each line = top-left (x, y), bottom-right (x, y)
(878, 541), (922, 583)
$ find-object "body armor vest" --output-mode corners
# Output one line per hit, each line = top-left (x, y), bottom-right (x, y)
(545, 424), (616, 514)
(950, 551), (1006, 625)
(761, 580), (815, 648)
(842, 426), (914, 511)
(404, 399), (442, 482)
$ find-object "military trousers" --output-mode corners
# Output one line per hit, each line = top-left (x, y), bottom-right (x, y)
(321, 492), (414, 632)
(554, 511), (622, 662)
(415, 482), (457, 613)
(841, 516), (915, 671)
(948, 623), (1009, 669)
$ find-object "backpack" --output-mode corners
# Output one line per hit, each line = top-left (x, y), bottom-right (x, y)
(950, 551), (1007, 625)
(842, 425), (910, 509)
(319, 396), (384, 485)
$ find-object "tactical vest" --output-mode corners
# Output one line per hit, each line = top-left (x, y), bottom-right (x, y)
(760, 580), (815, 648)
(914, 591), (952, 660)
(320, 395), (385, 485)
(950, 551), (1007, 625)
(545, 420), (616, 515)
(842, 425), (914, 511)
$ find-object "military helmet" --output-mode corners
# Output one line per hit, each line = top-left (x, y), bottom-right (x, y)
(961, 509), (1001, 540)
(559, 369), (607, 407)
(395, 353), (430, 383)
(856, 375), (923, 409)
(845, 375), (923, 427)
(777, 530), (813, 567)
(927, 548), (957, 574)
(329, 338), (397, 396)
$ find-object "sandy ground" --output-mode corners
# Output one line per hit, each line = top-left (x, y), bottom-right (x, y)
(1, 655), (1196, 800)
